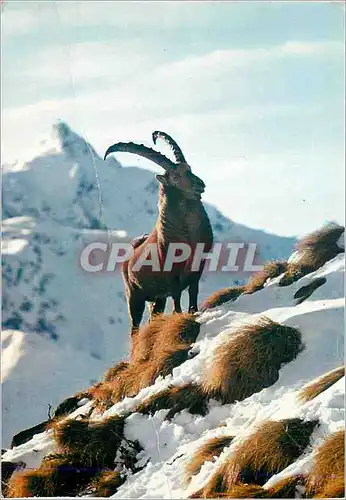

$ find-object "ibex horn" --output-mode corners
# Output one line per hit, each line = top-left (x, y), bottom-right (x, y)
(104, 142), (175, 170)
(152, 131), (186, 164)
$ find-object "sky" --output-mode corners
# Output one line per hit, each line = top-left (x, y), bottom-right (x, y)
(2, 1), (345, 237)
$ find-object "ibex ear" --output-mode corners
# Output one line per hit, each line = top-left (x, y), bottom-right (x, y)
(156, 174), (168, 185)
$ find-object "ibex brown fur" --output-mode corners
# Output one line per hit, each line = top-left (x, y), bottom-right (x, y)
(104, 131), (213, 335)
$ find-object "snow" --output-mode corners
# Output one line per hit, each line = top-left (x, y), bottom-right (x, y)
(1, 330), (105, 447)
(337, 231), (344, 250)
(2, 252), (344, 499)
(2, 122), (296, 446)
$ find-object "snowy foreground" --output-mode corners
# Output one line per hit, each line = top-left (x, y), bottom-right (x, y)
(3, 248), (344, 498)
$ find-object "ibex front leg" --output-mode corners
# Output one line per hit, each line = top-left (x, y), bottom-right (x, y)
(148, 297), (167, 321)
(188, 277), (199, 313)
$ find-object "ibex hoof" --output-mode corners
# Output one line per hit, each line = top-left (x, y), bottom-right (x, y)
(189, 307), (198, 314)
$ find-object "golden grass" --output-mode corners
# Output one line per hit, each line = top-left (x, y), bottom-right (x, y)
(192, 418), (317, 497)
(6, 414), (141, 498)
(244, 261), (288, 294)
(316, 475), (344, 498)
(190, 484), (267, 498)
(295, 222), (344, 270)
(279, 223), (344, 286)
(53, 391), (91, 418)
(185, 435), (234, 480)
(305, 429), (344, 497)
(197, 225), (344, 311)
(199, 261), (288, 312)
(131, 313), (200, 363)
(202, 317), (303, 404)
(214, 475), (306, 498)
(136, 318), (303, 420)
(298, 366), (344, 403)
(90, 314), (200, 410)
(6, 468), (57, 498)
(279, 262), (316, 287)
(199, 287), (245, 311)
(1, 462), (21, 497)
(52, 415), (125, 468)
(89, 366), (142, 410)
(5, 453), (94, 497)
(218, 483), (267, 498)
(90, 470), (125, 497)
(266, 474), (306, 498)
(136, 384), (208, 419)
(103, 361), (130, 382)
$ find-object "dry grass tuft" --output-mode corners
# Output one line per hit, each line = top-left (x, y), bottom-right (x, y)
(53, 391), (91, 418)
(6, 453), (94, 497)
(190, 483), (267, 498)
(199, 287), (245, 311)
(219, 475), (306, 498)
(244, 261), (288, 294)
(218, 483), (267, 498)
(131, 313), (200, 363)
(193, 418), (317, 498)
(90, 314), (200, 410)
(295, 222), (344, 270)
(202, 317), (303, 404)
(279, 262), (316, 287)
(6, 416), (142, 497)
(266, 474), (306, 498)
(185, 435), (234, 480)
(136, 384), (208, 419)
(52, 415), (125, 468)
(279, 223), (344, 286)
(298, 366), (344, 403)
(191, 475), (306, 498)
(89, 367), (141, 410)
(198, 260), (291, 312)
(227, 418), (317, 486)
(316, 475), (344, 498)
(1, 462), (22, 497)
(305, 429), (344, 498)
(90, 470), (125, 497)
(197, 224), (343, 309)
(6, 468), (57, 498)
(103, 361), (130, 382)
(136, 318), (303, 420)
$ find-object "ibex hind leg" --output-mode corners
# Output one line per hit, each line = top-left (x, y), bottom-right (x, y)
(171, 278), (182, 314)
(172, 292), (182, 314)
(128, 293), (146, 336)
(148, 297), (167, 321)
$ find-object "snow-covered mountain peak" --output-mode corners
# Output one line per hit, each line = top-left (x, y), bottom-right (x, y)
(51, 120), (97, 158)
(51, 121), (121, 171)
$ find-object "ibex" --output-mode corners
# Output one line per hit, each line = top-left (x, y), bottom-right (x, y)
(104, 132), (213, 335)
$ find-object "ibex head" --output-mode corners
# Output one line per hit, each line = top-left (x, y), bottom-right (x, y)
(104, 131), (206, 200)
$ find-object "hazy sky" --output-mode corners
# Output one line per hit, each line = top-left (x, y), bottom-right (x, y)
(2, 1), (345, 237)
